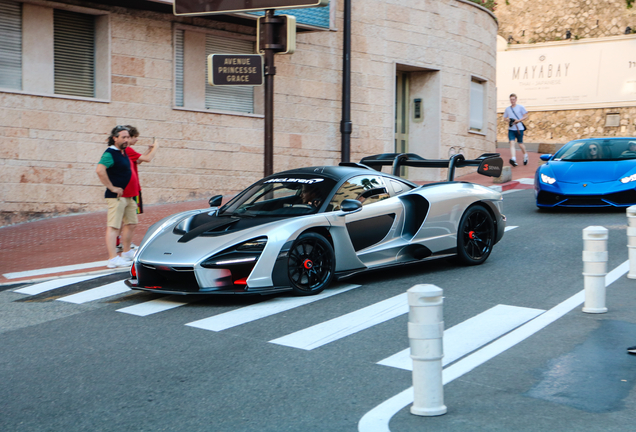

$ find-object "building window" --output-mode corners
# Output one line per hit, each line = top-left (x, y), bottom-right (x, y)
(175, 28), (260, 114)
(0, 0), (107, 100)
(469, 78), (486, 132)
(205, 35), (254, 113)
(0, 0), (22, 91)
(54, 10), (95, 98)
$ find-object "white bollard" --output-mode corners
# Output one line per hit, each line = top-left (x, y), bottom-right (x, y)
(627, 206), (636, 279)
(408, 284), (447, 416)
(582, 226), (608, 314)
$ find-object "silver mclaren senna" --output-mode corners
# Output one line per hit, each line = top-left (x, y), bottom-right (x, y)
(125, 153), (505, 296)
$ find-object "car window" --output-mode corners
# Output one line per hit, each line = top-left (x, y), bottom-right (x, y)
(388, 179), (414, 196)
(218, 176), (336, 217)
(554, 139), (636, 161)
(327, 175), (390, 211)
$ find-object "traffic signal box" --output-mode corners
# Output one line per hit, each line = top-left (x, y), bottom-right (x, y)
(256, 14), (296, 55)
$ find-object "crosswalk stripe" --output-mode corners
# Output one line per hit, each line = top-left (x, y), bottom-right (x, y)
(504, 226), (518, 232)
(377, 304), (545, 371)
(269, 293), (408, 350)
(185, 284), (361, 332)
(13, 274), (105, 295)
(117, 296), (190, 316)
(3, 261), (109, 279)
(57, 281), (130, 304)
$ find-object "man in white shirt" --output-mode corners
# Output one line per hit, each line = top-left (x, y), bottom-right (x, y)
(503, 93), (529, 167)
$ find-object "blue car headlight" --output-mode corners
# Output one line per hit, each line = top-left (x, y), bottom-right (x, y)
(540, 173), (556, 185)
(620, 174), (636, 184)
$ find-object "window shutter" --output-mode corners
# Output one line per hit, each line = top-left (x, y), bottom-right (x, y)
(54, 9), (95, 98)
(205, 35), (254, 113)
(0, 0), (22, 90)
(175, 29), (184, 107)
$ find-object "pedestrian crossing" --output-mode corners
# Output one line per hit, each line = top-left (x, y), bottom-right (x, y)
(12, 273), (548, 372)
(377, 304), (544, 370)
(270, 293), (408, 350)
(185, 284), (360, 331)
(57, 280), (130, 304)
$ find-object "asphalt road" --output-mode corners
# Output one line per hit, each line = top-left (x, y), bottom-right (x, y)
(1, 188), (635, 432)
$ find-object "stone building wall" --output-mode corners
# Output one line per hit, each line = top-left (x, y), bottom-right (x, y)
(496, 106), (636, 150)
(0, 0), (498, 225)
(497, 0), (636, 43)
(495, 0), (636, 147)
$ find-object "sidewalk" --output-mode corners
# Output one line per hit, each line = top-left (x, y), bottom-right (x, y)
(0, 148), (538, 285)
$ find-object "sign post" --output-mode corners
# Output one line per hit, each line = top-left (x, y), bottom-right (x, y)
(262, 10), (277, 176)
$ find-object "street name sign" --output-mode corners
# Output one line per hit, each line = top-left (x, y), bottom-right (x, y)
(174, 0), (328, 16)
(208, 54), (264, 86)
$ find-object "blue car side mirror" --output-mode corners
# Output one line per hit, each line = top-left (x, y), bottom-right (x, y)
(540, 154), (552, 161)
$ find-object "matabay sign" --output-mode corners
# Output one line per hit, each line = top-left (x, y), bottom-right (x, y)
(497, 37), (636, 111)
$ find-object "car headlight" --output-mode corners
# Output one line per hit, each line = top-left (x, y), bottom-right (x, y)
(540, 173), (556, 185)
(620, 174), (636, 184)
(236, 237), (268, 251)
(201, 237), (267, 268)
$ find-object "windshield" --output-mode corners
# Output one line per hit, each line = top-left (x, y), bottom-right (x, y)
(218, 176), (337, 218)
(553, 139), (636, 161)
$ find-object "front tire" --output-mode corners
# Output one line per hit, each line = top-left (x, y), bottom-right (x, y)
(287, 233), (335, 296)
(456, 205), (495, 265)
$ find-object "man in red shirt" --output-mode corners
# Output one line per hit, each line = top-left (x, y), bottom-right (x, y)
(122, 125), (159, 209)
(116, 126), (159, 253)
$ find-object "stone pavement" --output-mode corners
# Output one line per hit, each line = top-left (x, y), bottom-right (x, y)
(0, 147), (538, 285)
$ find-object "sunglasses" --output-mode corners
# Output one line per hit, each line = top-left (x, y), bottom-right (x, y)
(590, 147), (598, 151)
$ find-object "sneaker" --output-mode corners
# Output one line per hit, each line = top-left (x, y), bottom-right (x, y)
(628, 346), (636, 355)
(509, 158), (518, 167)
(130, 243), (138, 250)
(107, 256), (132, 269)
(121, 249), (136, 261)
(523, 154), (528, 165)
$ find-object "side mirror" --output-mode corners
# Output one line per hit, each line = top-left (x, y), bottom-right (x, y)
(340, 199), (363, 213)
(209, 195), (223, 207)
(540, 154), (552, 161)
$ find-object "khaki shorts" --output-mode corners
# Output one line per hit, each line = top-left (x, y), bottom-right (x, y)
(106, 197), (138, 229)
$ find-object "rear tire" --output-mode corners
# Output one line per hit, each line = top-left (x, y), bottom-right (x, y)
(456, 205), (495, 265)
(287, 233), (335, 296)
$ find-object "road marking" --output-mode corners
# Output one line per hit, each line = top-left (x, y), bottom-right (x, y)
(117, 296), (190, 316)
(57, 281), (130, 304)
(13, 274), (105, 295)
(185, 284), (361, 332)
(3, 261), (109, 279)
(377, 305), (544, 371)
(504, 226), (518, 232)
(270, 293), (408, 350)
(517, 177), (535, 185)
(358, 259), (630, 432)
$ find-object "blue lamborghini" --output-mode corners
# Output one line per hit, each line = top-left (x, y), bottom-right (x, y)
(535, 137), (636, 208)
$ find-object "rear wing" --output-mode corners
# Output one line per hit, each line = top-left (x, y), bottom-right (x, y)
(356, 152), (503, 181)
